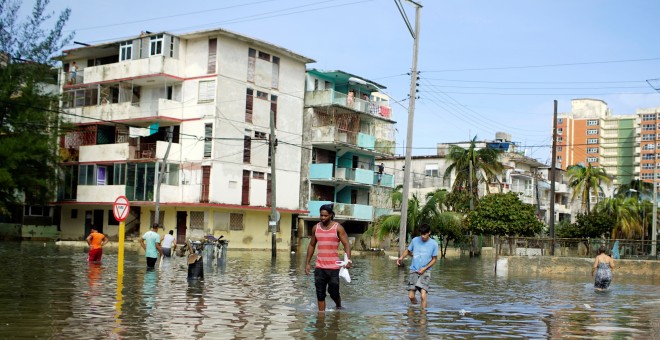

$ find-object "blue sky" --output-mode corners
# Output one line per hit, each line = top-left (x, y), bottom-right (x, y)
(42, 0), (660, 163)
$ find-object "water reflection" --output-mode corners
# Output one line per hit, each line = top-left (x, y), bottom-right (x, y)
(0, 242), (659, 338)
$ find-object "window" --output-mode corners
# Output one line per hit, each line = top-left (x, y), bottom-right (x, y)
(230, 213), (244, 230)
(253, 171), (265, 179)
(207, 38), (217, 74)
(163, 163), (179, 185)
(557, 156), (562, 162)
(642, 173), (654, 180)
(78, 164), (95, 185)
(557, 128), (563, 135)
(190, 211), (205, 229)
(245, 89), (253, 123)
(643, 163), (655, 170)
(149, 34), (163, 56)
(587, 120), (599, 126)
(557, 137), (563, 143)
(254, 131), (266, 139)
(271, 56), (280, 89)
(643, 134), (656, 141)
(643, 144), (656, 150)
(587, 147), (598, 154)
(587, 129), (598, 135)
(557, 146), (563, 152)
(270, 95), (278, 128)
(169, 35), (175, 57)
(204, 123), (212, 158)
(258, 51), (270, 61)
(587, 139), (598, 144)
(113, 163), (126, 185)
(243, 132), (251, 163)
(96, 166), (108, 185)
(24, 206), (51, 217)
(587, 157), (598, 163)
(119, 41), (132, 61)
(643, 124), (655, 131)
(247, 48), (256, 83)
(198, 80), (216, 103)
(256, 91), (268, 100)
(643, 113), (656, 121)
(425, 164), (439, 177)
(557, 118), (563, 124)
(643, 154), (656, 160)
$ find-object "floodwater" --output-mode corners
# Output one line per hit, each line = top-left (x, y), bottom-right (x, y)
(0, 242), (659, 339)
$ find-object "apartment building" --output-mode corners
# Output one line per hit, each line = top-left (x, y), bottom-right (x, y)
(381, 133), (576, 224)
(56, 29), (314, 250)
(555, 98), (610, 170)
(299, 70), (396, 239)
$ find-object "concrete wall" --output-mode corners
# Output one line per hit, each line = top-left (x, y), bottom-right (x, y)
(503, 256), (660, 279)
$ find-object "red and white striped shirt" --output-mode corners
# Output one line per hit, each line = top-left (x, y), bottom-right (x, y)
(314, 222), (341, 269)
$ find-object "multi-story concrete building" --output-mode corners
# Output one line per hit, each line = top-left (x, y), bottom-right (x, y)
(56, 29), (313, 250)
(299, 70), (396, 240)
(554, 98), (660, 191)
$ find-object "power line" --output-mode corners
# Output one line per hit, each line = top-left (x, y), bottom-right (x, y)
(421, 57), (660, 73)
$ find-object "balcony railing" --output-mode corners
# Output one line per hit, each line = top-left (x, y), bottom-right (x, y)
(307, 200), (374, 220)
(305, 89), (392, 120)
(82, 56), (181, 84)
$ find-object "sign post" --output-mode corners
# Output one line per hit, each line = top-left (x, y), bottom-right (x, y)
(113, 196), (130, 326)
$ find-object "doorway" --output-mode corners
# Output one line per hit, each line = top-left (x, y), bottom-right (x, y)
(176, 211), (187, 244)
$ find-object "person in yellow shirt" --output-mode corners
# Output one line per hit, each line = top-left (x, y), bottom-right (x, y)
(86, 227), (108, 262)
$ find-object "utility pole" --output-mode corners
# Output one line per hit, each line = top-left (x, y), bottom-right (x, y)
(550, 100), (558, 256)
(154, 126), (174, 226)
(646, 79), (660, 257)
(396, 0), (422, 259)
(269, 110), (278, 258)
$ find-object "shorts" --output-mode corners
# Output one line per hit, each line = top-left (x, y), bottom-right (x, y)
(146, 256), (158, 269)
(162, 247), (172, 257)
(314, 268), (340, 301)
(88, 248), (102, 262)
(407, 271), (431, 292)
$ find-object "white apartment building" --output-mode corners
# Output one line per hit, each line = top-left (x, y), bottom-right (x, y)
(56, 29), (314, 250)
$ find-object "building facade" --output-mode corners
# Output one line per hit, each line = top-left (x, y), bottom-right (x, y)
(298, 70), (396, 241)
(56, 29), (313, 250)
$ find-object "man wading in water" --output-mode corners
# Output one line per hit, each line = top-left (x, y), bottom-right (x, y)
(305, 204), (352, 311)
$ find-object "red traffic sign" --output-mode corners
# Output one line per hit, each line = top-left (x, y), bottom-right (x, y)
(113, 196), (130, 222)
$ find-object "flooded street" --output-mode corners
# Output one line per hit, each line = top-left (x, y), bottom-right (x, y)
(0, 241), (659, 339)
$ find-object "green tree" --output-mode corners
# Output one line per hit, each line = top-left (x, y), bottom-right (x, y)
(444, 136), (503, 207)
(467, 192), (543, 236)
(567, 163), (610, 214)
(615, 179), (653, 201)
(0, 0), (73, 215)
(433, 211), (466, 258)
(367, 193), (440, 243)
(556, 211), (614, 239)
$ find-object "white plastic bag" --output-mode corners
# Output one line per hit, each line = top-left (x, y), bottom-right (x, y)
(336, 254), (351, 283)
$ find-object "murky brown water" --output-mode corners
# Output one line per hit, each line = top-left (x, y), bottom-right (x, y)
(0, 241), (659, 339)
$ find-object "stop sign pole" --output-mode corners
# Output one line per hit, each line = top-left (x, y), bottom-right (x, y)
(113, 195), (130, 321)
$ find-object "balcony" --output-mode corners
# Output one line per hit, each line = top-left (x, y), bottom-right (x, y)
(79, 140), (181, 162)
(64, 98), (183, 124)
(305, 89), (393, 121)
(307, 200), (374, 221)
(82, 56), (181, 84)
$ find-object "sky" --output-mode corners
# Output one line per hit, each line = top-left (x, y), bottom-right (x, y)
(35, 0), (660, 164)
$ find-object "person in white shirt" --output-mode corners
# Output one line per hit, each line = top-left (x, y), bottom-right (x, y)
(161, 230), (177, 257)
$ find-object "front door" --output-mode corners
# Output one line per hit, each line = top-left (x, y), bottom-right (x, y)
(176, 211), (187, 244)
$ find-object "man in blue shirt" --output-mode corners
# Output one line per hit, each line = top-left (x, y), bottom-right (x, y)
(396, 223), (438, 308)
(140, 223), (162, 270)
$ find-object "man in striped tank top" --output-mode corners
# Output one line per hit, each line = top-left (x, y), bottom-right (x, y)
(305, 204), (352, 311)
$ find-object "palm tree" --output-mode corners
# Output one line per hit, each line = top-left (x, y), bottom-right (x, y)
(444, 136), (503, 207)
(615, 179), (653, 201)
(425, 188), (449, 213)
(567, 163), (611, 214)
(367, 194), (439, 242)
(596, 197), (641, 239)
